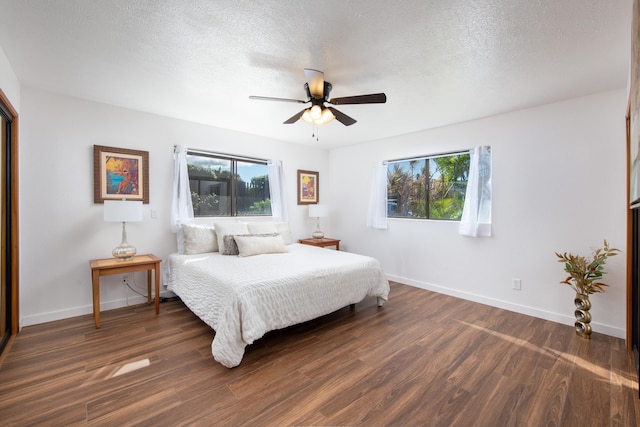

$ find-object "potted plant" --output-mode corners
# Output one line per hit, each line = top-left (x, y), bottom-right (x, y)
(555, 240), (620, 338)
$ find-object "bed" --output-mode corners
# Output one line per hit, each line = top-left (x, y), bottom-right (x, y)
(166, 224), (389, 368)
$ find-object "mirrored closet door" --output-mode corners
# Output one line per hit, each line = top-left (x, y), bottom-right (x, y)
(0, 110), (9, 352)
(0, 91), (16, 356)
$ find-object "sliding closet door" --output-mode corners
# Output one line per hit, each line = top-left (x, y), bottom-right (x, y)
(0, 89), (17, 356)
(0, 109), (8, 352)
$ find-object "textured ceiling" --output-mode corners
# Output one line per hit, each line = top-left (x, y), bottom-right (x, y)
(0, 0), (633, 148)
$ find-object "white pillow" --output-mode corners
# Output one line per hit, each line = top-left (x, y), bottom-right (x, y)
(214, 222), (249, 252)
(221, 233), (279, 255)
(234, 234), (287, 257)
(246, 222), (278, 234)
(275, 222), (293, 244)
(181, 224), (218, 254)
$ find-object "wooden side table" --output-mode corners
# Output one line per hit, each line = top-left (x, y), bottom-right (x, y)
(298, 237), (341, 251)
(89, 254), (161, 328)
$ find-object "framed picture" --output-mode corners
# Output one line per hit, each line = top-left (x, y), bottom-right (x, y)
(93, 145), (149, 204)
(297, 169), (319, 205)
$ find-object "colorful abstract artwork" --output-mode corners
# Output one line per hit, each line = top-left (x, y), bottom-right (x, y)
(105, 155), (139, 196)
(297, 170), (319, 205)
(94, 145), (149, 203)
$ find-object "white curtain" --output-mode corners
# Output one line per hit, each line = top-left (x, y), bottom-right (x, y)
(367, 161), (388, 230)
(171, 145), (194, 233)
(459, 146), (492, 237)
(268, 159), (288, 222)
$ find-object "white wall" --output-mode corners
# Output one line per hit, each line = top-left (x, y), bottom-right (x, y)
(15, 86), (631, 339)
(328, 89), (628, 338)
(0, 44), (19, 111)
(19, 88), (330, 326)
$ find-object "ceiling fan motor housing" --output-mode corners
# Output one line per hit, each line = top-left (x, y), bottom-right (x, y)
(322, 82), (332, 100)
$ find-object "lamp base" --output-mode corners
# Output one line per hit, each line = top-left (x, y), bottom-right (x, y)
(113, 244), (137, 261)
(312, 229), (324, 239)
(113, 221), (136, 261)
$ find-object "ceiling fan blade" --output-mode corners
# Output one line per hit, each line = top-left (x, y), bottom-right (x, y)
(329, 93), (387, 105)
(283, 109), (307, 124)
(327, 107), (357, 126)
(304, 68), (325, 99)
(249, 95), (307, 104)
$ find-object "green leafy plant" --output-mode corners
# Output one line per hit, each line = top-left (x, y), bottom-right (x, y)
(555, 240), (620, 295)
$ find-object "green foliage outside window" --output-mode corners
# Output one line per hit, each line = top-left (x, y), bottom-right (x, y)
(387, 152), (470, 220)
(187, 154), (271, 217)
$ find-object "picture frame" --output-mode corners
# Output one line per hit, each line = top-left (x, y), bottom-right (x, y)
(297, 169), (319, 205)
(93, 145), (149, 204)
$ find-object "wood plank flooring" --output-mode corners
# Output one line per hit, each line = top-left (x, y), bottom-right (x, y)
(0, 281), (638, 426)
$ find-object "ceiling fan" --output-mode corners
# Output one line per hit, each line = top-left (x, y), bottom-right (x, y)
(249, 69), (386, 127)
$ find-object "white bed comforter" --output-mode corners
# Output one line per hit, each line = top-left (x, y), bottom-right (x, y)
(166, 243), (389, 367)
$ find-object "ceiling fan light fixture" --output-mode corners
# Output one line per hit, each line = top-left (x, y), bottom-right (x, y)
(317, 108), (335, 125)
(301, 107), (334, 126)
(310, 105), (322, 120)
(249, 68), (384, 128)
(301, 109), (313, 124)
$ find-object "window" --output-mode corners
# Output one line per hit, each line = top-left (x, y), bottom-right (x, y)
(387, 151), (470, 220)
(187, 151), (271, 217)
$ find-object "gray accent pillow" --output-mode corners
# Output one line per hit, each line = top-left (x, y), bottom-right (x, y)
(222, 235), (240, 255)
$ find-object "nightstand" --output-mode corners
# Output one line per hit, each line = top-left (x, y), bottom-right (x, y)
(298, 237), (341, 250)
(89, 254), (161, 328)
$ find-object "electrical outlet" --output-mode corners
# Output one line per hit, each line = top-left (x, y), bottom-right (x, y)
(512, 278), (521, 290)
(122, 274), (129, 284)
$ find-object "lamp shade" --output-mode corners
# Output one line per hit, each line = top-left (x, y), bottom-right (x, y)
(308, 204), (328, 218)
(104, 200), (143, 222)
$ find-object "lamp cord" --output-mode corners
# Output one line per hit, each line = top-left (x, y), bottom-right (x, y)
(124, 275), (147, 306)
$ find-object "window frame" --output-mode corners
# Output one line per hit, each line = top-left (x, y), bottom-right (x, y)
(186, 149), (271, 218)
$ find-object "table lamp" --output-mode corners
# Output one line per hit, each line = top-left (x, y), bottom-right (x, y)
(104, 199), (143, 261)
(308, 204), (328, 239)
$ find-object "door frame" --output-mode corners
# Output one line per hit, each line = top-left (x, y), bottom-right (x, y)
(0, 88), (19, 339)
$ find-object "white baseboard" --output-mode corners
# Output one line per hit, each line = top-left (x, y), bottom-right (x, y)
(386, 274), (626, 340)
(21, 276), (625, 340)
(21, 295), (148, 328)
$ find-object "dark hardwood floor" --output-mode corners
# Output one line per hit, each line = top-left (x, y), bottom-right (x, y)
(0, 281), (638, 426)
